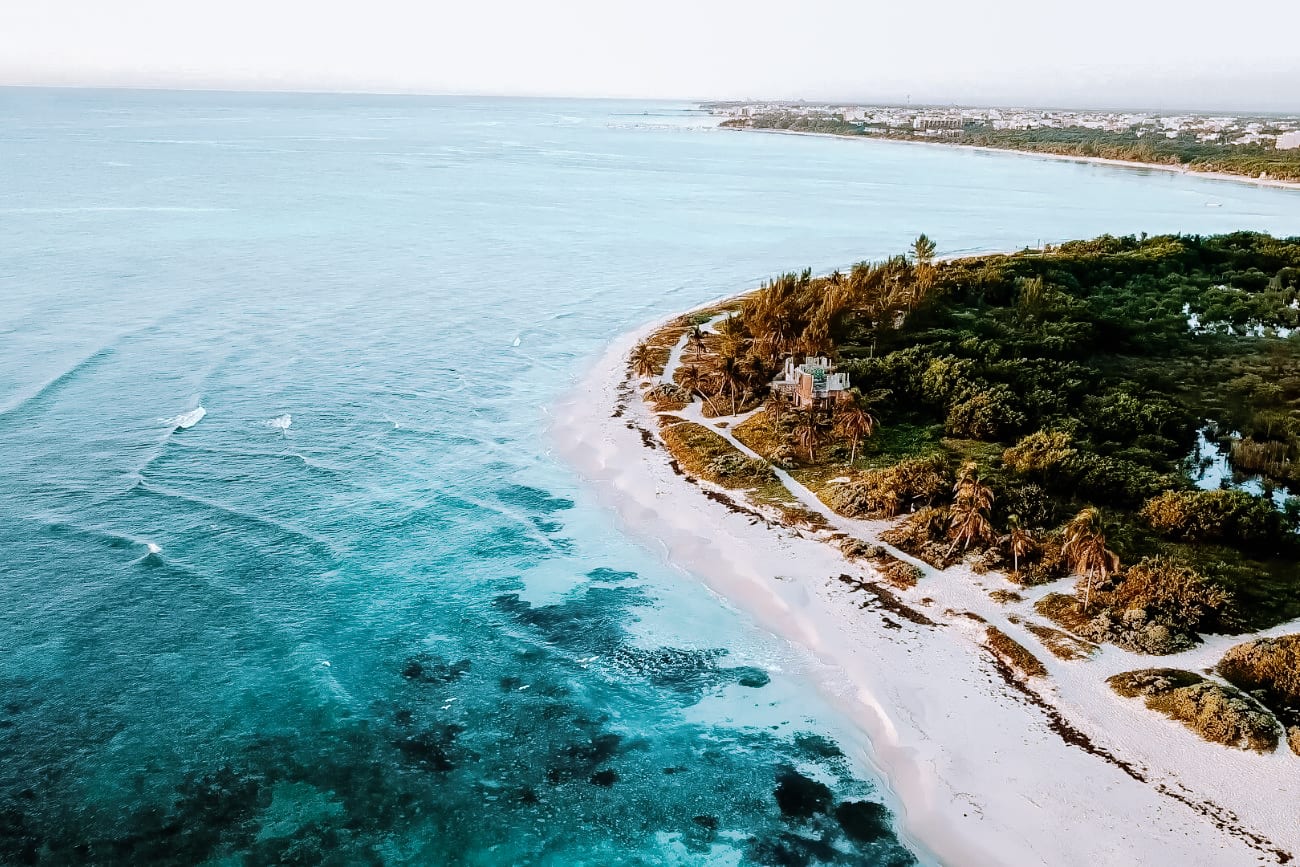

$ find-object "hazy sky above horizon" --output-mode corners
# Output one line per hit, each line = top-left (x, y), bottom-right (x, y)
(2, 0), (1298, 111)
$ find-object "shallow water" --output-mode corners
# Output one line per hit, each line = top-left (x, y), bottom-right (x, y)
(1, 88), (1299, 866)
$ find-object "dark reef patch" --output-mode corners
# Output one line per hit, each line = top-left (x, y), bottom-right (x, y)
(835, 799), (892, 843)
(495, 484), (574, 514)
(586, 567), (638, 583)
(774, 768), (834, 819)
(401, 654), (471, 684)
(0, 570), (916, 866)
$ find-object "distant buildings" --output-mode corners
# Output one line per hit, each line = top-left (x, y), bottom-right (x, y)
(708, 102), (1300, 150)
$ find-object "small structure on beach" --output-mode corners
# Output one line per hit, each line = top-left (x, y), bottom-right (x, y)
(771, 356), (851, 410)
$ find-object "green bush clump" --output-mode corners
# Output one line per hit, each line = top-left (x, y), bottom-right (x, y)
(1141, 488), (1288, 545)
(945, 385), (1026, 440)
(1002, 430), (1076, 477)
(660, 421), (774, 490)
(877, 557), (924, 589)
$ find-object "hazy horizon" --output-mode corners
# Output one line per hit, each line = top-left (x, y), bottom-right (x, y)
(3, 0), (1298, 113)
(4, 84), (1298, 118)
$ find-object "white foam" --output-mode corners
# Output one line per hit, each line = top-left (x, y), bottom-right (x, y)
(164, 406), (207, 430)
(267, 413), (292, 432)
(146, 542), (161, 554)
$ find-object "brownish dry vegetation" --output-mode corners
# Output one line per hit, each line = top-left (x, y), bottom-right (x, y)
(985, 626), (1048, 678)
(1107, 668), (1280, 752)
(1218, 634), (1300, 756)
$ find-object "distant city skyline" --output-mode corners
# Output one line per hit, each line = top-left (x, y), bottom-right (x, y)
(3, 0), (1299, 112)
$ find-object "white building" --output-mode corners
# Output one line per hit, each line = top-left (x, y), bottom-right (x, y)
(1278, 131), (1300, 151)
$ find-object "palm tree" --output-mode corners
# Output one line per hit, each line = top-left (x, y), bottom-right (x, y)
(911, 233), (937, 268)
(793, 407), (828, 463)
(679, 363), (720, 415)
(1061, 508), (1120, 613)
(631, 341), (656, 379)
(768, 391), (786, 439)
(834, 392), (878, 464)
(713, 352), (745, 416)
(1003, 514), (1036, 573)
(947, 462), (995, 554)
(689, 325), (707, 360)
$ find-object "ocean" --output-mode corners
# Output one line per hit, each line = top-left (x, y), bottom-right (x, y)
(2, 88), (1298, 866)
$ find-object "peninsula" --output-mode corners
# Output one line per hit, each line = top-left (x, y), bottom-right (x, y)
(556, 232), (1300, 865)
(708, 102), (1300, 185)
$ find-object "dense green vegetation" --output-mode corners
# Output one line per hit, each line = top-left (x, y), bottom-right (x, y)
(725, 112), (1300, 182)
(668, 232), (1300, 649)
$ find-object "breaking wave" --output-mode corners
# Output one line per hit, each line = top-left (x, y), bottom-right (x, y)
(164, 407), (207, 430)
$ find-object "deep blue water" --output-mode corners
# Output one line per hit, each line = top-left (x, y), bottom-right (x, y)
(1, 88), (1299, 866)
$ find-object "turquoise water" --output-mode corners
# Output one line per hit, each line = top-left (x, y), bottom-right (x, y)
(2, 88), (1299, 866)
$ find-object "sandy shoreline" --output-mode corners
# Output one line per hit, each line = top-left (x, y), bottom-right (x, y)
(727, 127), (1300, 192)
(550, 306), (1299, 866)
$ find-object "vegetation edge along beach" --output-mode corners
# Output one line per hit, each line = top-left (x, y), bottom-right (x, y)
(717, 110), (1300, 188)
(567, 231), (1300, 863)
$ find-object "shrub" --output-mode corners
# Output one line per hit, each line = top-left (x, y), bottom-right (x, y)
(705, 453), (776, 486)
(1011, 533), (1069, 586)
(877, 558), (924, 589)
(1141, 488), (1285, 545)
(880, 507), (957, 568)
(1096, 557), (1233, 634)
(1038, 557), (1231, 654)
(1002, 430), (1076, 477)
(1218, 634), (1300, 753)
(839, 538), (884, 560)
(825, 456), (950, 519)
(660, 422), (773, 489)
(945, 385), (1026, 440)
(1219, 634), (1300, 707)
(999, 482), (1057, 529)
(1063, 452), (1167, 506)
(1107, 668), (1279, 753)
(646, 382), (691, 410)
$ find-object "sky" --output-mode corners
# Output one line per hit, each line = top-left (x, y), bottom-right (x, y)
(2, 0), (1299, 111)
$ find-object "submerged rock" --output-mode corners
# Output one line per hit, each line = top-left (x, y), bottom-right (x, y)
(835, 799), (891, 843)
(773, 769), (832, 819)
(588, 769), (618, 787)
(402, 654), (472, 684)
(733, 666), (771, 688)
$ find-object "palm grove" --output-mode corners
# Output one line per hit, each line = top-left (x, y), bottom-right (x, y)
(636, 232), (1300, 662)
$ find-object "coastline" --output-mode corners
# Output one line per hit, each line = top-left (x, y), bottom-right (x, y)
(725, 127), (1300, 193)
(551, 303), (1300, 866)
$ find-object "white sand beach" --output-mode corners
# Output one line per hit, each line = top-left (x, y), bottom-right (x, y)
(551, 312), (1300, 867)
